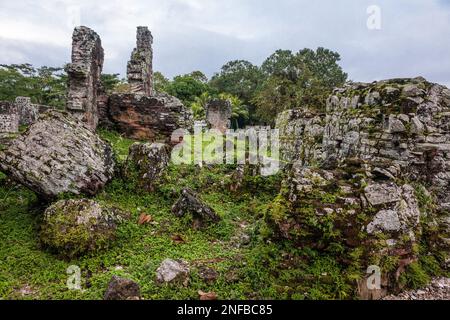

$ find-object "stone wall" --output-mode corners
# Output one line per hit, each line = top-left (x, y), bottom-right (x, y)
(323, 77), (450, 209)
(275, 109), (325, 166)
(271, 77), (450, 298)
(66, 26), (104, 130)
(0, 101), (19, 133)
(127, 26), (153, 96)
(15, 97), (40, 126)
(205, 99), (232, 133)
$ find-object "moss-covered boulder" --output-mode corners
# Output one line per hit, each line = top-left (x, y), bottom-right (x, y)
(40, 199), (128, 259)
(123, 142), (170, 192)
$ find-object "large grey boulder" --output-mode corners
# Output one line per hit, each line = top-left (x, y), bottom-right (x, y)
(0, 110), (115, 199)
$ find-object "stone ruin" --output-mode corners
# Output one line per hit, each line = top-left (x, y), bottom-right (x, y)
(274, 77), (450, 298)
(0, 26), (193, 142)
(0, 97), (51, 143)
(61, 25), (193, 141)
(99, 26), (193, 141)
(127, 26), (153, 96)
(14, 96), (51, 126)
(66, 26), (104, 131)
(205, 99), (232, 133)
(0, 102), (19, 134)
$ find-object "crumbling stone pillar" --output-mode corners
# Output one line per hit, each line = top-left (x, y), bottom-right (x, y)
(66, 26), (104, 130)
(127, 26), (153, 96)
(205, 99), (232, 133)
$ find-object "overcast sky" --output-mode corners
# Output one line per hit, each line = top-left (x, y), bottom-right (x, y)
(0, 0), (449, 86)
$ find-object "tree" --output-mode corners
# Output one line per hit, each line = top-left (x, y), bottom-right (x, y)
(166, 74), (210, 106)
(209, 60), (262, 104)
(260, 49), (297, 79)
(297, 48), (348, 88)
(0, 64), (66, 108)
(254, 47), (347, 124)
(153, 71), (170, 92)
(100, 73), (122, 94)
(191, 92), (211, 120)
(188, 71), (208, 83)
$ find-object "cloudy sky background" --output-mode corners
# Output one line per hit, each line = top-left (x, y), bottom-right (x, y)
(0, 0), (449, 86)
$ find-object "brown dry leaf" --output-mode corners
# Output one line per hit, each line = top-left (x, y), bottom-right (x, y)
(198, 290), (217, 301)
(171, 234), (186, 244)
(138, 213), (152, 225)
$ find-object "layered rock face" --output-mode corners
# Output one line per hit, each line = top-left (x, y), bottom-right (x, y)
(66, 26), (104, 130)
(206, 99), (232, 133)
(107, 92), (193, 141)
(272, 77), (450, 298)
(0, 110), (115, 199)
(266, 159), (426, 298)
(127, 26), (153, 96)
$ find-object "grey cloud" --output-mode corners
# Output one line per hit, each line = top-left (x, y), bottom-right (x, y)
(0, 0), (448, 87)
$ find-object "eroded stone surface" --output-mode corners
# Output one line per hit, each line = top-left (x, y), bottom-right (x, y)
(364, 183), (401, 206)
(0, 101), (19, 133)
(275, 109), (324, 165)
(14, 97), (39, 126)
(0, 110), (115, 198)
